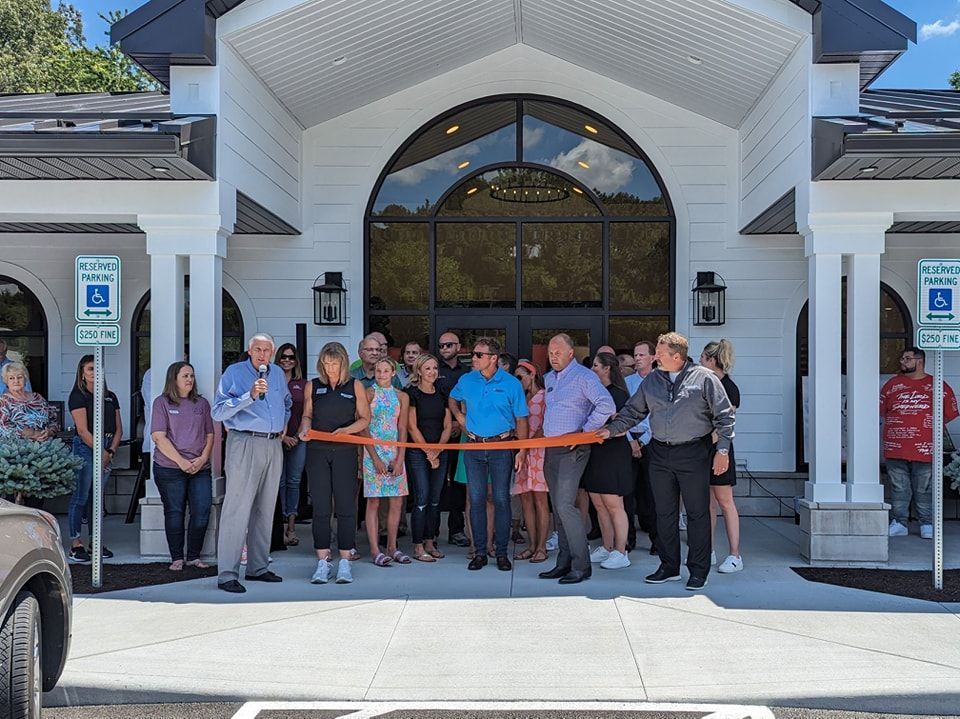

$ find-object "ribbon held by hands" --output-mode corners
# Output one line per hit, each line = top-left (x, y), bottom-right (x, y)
(303, 430), (603, 451)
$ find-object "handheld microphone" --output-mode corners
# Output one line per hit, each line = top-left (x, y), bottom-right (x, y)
(257, 364), (268, 400)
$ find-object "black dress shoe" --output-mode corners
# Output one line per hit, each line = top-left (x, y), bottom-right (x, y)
(686, 575), (709, 591)
(496, 555), (512, 571)
(538, 564), (571, 579)
(558, 568), (591, 584)
(245, 570), (283, 583)
(644, 566), (682, 584)
(468, 555), (488, 570)
(218, 580), (246, 593)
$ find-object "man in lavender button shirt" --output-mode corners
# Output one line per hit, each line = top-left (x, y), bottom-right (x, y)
(538, 334), (615, 584)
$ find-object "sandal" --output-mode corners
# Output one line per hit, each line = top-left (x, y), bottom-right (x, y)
(348, 548), (361, 561)
(169, 559), (184, 571)
(413, 552), (436, 563)
(284, 528), (299, 546)
(529, 549), (548, 563)
(426, 546), (444, 559)
(512, 530), (527, 544)
(486, 548), (496, 558)
(373, 552), (393, 567)
(185, 559), (209, 569)
(391, 550), (412, 565)
(514, 548), (534, 561)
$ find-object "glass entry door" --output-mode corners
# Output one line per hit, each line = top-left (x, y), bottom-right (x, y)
(520, 315), (603, 373)
(435, 315), (519, 368)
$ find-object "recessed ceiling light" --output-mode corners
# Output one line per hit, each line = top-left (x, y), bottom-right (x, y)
(332, 55), (347, 66)
(860, 166), (878, 174)
(577, 160), (590, 169)
(572, 186), (584, 195)
(457, 160), (470, 169)
(466, 187), (478, 195)
(584, 124), (598, 135)
(152, 166), (169, 172)
(446, 124), (460, 135)
(687, 55), (703, 65)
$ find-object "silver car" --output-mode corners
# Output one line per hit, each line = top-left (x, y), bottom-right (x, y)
(0, 498), (72, 719)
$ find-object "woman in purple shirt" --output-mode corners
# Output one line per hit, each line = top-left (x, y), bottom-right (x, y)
(151, 361), (215, 571)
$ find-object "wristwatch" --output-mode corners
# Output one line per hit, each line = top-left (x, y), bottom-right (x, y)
(717, 448), (729, 456)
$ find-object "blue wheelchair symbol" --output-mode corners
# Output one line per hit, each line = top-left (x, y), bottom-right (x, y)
(929, 288), (953, 313)
(86, 285), (109, 308)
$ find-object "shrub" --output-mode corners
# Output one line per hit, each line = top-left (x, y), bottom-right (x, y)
(0, 437), (81, 501)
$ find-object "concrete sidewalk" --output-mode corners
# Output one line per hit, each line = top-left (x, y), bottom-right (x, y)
(49, 516), (960, 714)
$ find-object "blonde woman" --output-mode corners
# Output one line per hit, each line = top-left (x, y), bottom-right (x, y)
(700, 339), (742, 574)
(300, 342), (371, 585)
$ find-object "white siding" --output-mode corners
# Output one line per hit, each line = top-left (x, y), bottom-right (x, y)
(739, 37), (811, 230)
(219, 42), (303, 230)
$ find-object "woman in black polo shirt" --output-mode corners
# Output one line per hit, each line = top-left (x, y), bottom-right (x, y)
(67, 354), (122, 563)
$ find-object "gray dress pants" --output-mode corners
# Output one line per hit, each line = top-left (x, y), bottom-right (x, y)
(545, 445), (592, 572)
(217, 431), (283, 583)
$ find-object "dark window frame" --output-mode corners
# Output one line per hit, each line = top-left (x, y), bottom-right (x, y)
(0, 274), (48, 398)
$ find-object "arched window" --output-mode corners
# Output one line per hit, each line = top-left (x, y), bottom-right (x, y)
(365, 95), (675, 362)
(0, 276), (47, 397)
(795, 281), (912, 469)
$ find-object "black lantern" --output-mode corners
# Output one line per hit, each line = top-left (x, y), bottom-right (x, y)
(313, 272), (346, 326)
(692, 271), (727, 326)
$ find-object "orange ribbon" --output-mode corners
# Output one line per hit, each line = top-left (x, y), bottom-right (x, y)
(304, 430), (602, 451)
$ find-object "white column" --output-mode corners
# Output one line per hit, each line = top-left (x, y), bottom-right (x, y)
(846, 251), (884, 502)
(804, 248), (845, 502)
(189, 241), (226, 477)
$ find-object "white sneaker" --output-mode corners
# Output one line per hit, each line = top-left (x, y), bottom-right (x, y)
(718, 554), (743, 573)
(311, 559), (331, 584)
(711, 551), (717, 566)
(336, 558), (353, 584)
(590, 546), (611, 563)
(678, 512), (687, 531)
(920, 524), (933, 539)
(545, 531), (559, 551)
(600, 550), (631, 570)
(888, 519), (908, 537)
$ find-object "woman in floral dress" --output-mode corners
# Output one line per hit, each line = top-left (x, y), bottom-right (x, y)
(363, 359), (411, 566)
(512, 360), (549, 563)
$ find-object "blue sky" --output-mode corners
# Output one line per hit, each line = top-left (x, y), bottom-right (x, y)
(73, 0), (957, 88)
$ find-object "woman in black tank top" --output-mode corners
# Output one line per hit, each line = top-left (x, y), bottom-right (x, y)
(298, 342), (371, 585)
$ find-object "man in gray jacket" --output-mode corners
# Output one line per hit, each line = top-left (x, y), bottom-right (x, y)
(597, 332), (734, 590)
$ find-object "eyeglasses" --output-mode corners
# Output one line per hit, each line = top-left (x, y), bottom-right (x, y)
(279, 354), (296, 360)
(439, 342), (458, 349)
(901, 355), (919, 361)
(472, 351), (497, 358)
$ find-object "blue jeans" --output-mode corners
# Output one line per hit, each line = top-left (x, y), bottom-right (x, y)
(407, 449), (449, 545)
(280, 440), (307, 518)
(886, 459), (933, 525)
(67, 435), (111, 541)
(464, 448), (514, 557)
(153, 464), (213, 561)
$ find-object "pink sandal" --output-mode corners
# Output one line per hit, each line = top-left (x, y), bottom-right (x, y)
(391, 550), (412, 565)
(373, 552), (393, 567)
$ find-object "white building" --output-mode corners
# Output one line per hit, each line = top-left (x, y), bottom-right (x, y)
(0, 0), (957, 563)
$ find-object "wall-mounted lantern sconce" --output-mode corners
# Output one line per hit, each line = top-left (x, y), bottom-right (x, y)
(313, 272), (346, 326)
(692, 271), (727, 326)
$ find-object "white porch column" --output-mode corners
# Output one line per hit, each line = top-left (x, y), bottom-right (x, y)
(140, 214), (229, 560)
(804, 248), (844, 502)
(846, 250), (884, 502)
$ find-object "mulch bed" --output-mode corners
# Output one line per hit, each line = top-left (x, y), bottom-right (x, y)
(70, 562), (217, 594)
(792, 566), (960, 602)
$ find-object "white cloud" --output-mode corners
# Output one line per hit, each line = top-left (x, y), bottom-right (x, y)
(523, 126), (545, 149)
(920, 18), (960, 39)
(549, 141), (634, 194)
(390, 143), (480, 186)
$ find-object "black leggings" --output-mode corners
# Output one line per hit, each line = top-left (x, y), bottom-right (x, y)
(306, 443), (358, 551)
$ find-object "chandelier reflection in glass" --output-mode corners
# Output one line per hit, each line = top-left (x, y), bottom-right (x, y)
(489, 168), (571, 203)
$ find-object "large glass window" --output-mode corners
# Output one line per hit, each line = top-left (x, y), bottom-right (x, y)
(367, 96), (675, 355)
(0, 276), (47, 397)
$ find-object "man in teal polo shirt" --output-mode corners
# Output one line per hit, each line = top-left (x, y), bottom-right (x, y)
(448, 337), (528, 572)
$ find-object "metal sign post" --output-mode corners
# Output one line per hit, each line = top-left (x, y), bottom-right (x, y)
(92, 346), (104, 589)
(932, 349), (944, 591)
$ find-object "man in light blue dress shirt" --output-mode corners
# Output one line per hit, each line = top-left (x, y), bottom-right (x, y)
(212, 333), (292, 593)
(538, 334), (615, 584)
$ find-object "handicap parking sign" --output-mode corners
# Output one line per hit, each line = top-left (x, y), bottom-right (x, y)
(86, 284), (109, 308)
(929, 288), (953, 313)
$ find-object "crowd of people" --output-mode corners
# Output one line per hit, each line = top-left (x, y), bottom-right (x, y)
(3, 324), (955, 594)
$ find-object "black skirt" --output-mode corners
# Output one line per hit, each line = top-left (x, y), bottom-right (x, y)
(709, 443), (737, 486)
(582, 435), (633, 496)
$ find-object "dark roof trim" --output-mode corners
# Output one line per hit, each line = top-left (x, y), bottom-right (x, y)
(0, 222), (141, 233)
(234, 191), (299, 235)
(741, 188), (798, 235)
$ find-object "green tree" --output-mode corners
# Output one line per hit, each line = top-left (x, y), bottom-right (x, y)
(0, 0), (158, 93)
(950, 71), (959, 91)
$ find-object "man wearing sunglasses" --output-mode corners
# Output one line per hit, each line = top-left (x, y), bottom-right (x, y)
(448, 337), (529, 571)
(436, 332), (471, 547)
